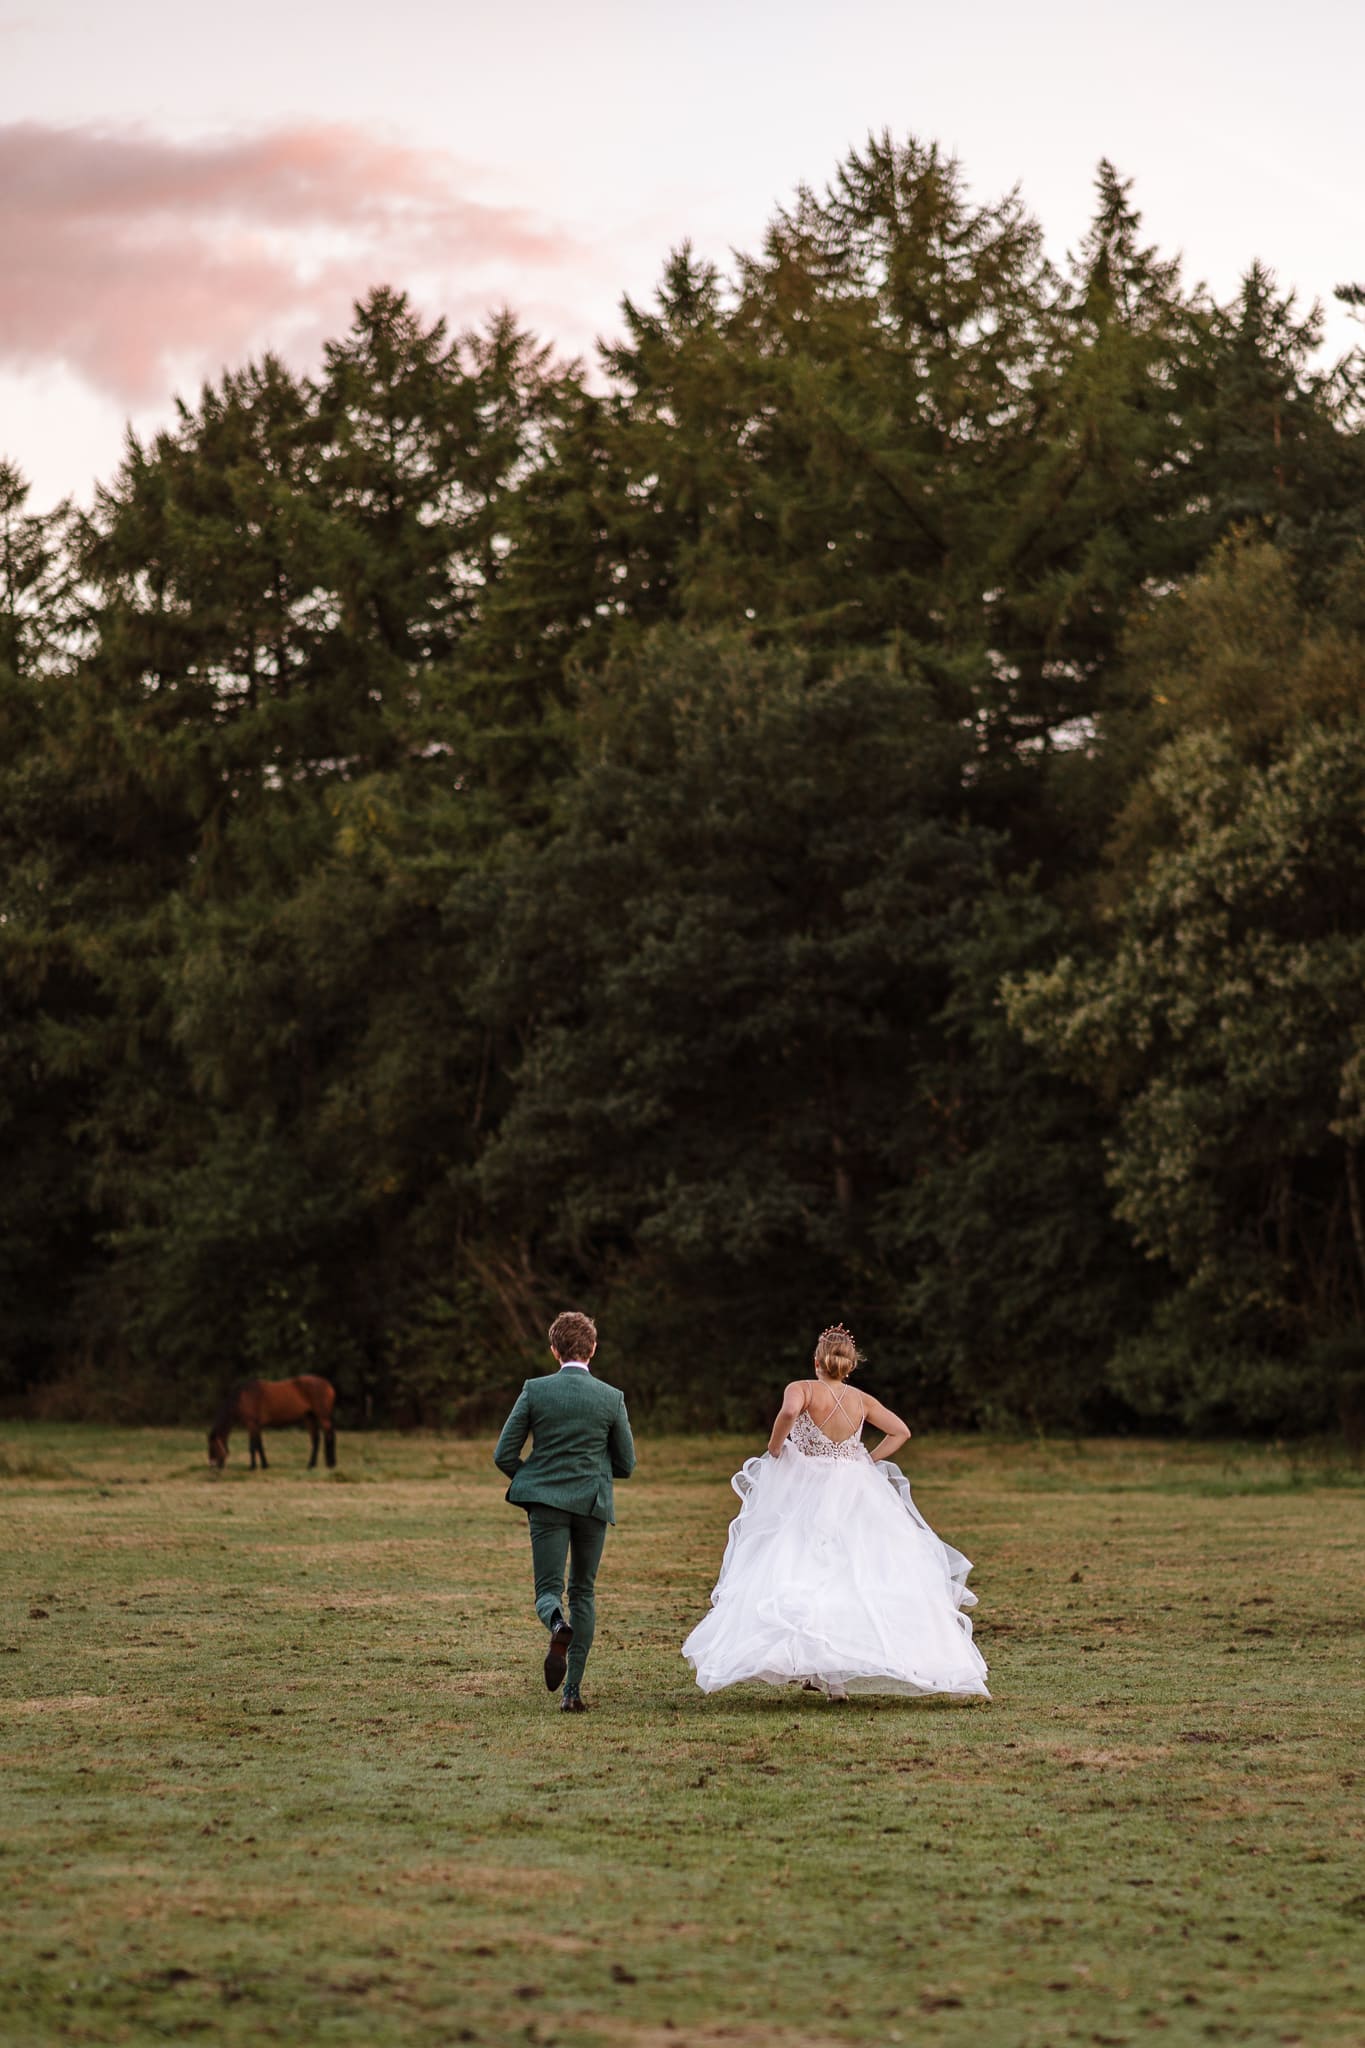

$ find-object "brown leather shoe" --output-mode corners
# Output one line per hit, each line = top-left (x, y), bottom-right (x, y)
(560, 1691), (590, 1713)
(544, 1619), (573, 1692)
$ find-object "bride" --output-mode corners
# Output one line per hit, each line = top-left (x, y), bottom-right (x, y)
(682, 1324), (989, 1701)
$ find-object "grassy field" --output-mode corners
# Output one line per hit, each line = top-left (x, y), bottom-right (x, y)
(1, 1423), (1362, 2048)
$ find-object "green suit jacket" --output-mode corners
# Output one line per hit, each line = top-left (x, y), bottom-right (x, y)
(493, 1367), (636, 1524)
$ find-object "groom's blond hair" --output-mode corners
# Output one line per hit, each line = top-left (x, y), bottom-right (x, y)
(814, 1323), (861, 1380)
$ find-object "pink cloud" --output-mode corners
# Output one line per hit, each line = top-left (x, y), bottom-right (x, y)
(0, 122), (589, 403)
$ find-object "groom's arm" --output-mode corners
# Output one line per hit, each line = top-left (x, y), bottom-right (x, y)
(609, 1395), (636, 1480)
(493, 1385), (533, 1480)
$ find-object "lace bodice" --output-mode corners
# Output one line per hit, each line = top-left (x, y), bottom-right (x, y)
(788, 1411), (866, 1461)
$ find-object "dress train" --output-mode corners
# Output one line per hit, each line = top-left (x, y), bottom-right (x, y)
(681, 1412), (989, 1699)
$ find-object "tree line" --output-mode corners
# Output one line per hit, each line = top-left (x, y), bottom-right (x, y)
(3, 136), (1364, 1433)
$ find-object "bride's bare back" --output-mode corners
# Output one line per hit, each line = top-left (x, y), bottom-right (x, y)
(769, 1373), (911, 1462)
(801, 1377), (864, 1442)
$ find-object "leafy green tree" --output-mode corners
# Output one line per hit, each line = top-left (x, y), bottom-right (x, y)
(1008, 545), (1365, 1425)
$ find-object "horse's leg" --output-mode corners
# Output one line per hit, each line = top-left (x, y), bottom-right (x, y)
(324, 1425), (337, 1470)
(251, 1430), (267, 1470)
(307, 1416), (319, 1469)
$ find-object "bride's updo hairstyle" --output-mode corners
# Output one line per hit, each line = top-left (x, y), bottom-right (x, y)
(814, 1322), (862, 1381)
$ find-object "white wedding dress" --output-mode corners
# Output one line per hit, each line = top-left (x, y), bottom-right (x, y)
(681, 1404), (989, 1700)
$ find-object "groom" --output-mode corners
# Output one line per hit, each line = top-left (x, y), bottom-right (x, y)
(493, 1310), (636, 1713)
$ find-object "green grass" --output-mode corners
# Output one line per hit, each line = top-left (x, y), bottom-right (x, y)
(1, 1424), (1362, 2047)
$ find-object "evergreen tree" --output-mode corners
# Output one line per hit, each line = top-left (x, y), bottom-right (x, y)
(4, 137), (1364, 1431)
(456, 628), (1007, 1412)
(1190, 263), (1365, 587)
(0, 468), (89, 1397)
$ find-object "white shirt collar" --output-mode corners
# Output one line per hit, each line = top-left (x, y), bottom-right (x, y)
(558, 1360), (591, 1371)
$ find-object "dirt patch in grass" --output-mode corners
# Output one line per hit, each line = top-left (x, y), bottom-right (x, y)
(388, 1860), (584, 1900)
(2, 1692), (113, 1715)
(251, 1539), (456, 1562)
(593, 2027), (855, 2048)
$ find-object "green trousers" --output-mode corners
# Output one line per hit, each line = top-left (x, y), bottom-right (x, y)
(526, 1506), (608, 1691)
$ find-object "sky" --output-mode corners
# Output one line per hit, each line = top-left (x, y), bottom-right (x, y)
(4, 0), (1363, 510)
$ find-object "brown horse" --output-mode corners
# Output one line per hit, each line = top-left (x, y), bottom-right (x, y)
(208, 1375), (337, 1471)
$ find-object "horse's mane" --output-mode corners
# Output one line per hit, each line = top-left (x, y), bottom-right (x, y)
(210, 1382), (257, 1435)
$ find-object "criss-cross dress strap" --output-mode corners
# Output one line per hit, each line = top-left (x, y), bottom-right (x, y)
(811, 1378), (860, 1440)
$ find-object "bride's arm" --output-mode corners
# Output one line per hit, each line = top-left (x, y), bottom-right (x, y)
(767, 1382), (809, 1457)
(861, 1393), (911, 1462)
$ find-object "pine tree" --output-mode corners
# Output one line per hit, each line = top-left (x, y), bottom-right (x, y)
(0, 467), (90, 1397)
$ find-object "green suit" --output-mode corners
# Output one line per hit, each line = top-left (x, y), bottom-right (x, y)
(494, 1366), (635, 1691)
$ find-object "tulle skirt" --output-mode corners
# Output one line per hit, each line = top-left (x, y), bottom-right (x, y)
(681, 1447), (990, 1699)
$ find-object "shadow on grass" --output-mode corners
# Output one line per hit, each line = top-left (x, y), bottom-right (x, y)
(686, 1690), (992, 1716)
